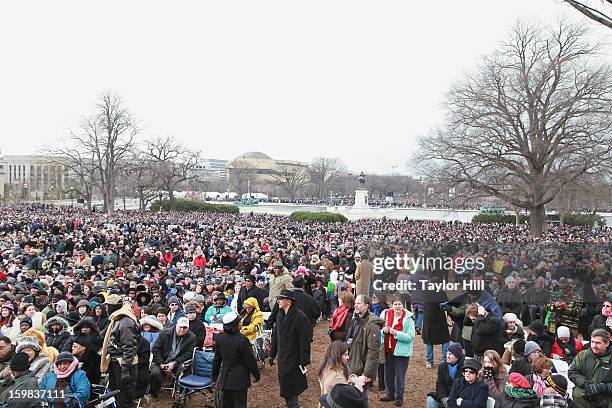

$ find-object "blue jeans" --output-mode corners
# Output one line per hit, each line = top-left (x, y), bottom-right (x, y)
(427, 396), (440, 408)
(413, 307), (424, 330)
(384, 352), (409, 403)
(426, 342), (449, 365)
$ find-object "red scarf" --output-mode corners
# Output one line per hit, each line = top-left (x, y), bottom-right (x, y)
(331, 305), (350, 332)
(385, 309), (405, 353)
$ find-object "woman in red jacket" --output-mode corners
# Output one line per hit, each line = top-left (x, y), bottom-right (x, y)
(550, 325), (582, 363)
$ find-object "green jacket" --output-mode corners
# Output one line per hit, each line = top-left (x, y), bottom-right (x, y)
(348, 310), (384, 380)
(568, 346), (612, 408)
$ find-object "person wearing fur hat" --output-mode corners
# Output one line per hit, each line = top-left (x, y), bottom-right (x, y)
(100, 294), (139, 408)
(427, 343), (465, 408)
(63, 317), (102, 354)
(447, 358), (489, 408)
(22, 328), (59, 364)
(140, 315), (163, 347)
(502, 313), (525, 341)
(44, 316), (71, 355)
(494, 372), (539, 408)
(0, 352), (40, 408)
(14, 335), (51, 382)
(212, 311), (260, 408)
(40, 351), (90, 407)
(551, 326), (583, 363)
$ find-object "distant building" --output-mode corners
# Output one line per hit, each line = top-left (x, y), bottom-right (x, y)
(0, 154), (73, 201)
(226, 151), (309, 196)
(192, 158), (228, 181)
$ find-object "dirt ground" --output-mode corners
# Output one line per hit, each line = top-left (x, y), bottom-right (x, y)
(153, 321), (440, 408)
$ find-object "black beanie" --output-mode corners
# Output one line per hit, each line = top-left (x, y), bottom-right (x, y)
(10, 352), (30, 372)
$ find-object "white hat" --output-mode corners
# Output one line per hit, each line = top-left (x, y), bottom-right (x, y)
(354, 252), (361, 258)
(557, 326), (571, 338)
(176, 317), (190, 327)
(503, 313), (518, 323)
(222, 311), (239, 325)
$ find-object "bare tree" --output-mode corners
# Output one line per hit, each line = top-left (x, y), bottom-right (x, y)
(309, 157), (346, 200)
(228, 159), (255, 196)
(122, 149), (159, 210)
(562, 0), (612, 29)
(271, 165), (310, 200)
(144, 136), (201, 207)
(414, 21), (612, 236)
(43, 148), (97, 211)
(62, 92), (138, 213)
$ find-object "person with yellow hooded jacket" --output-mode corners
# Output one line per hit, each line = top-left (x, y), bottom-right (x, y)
(241, 297), (264, 342)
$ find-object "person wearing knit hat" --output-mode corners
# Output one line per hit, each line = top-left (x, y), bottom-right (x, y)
(166, 296), (185, 326)
(540, 374), (570, 408)
(524, 340), (545, 365)
(496, 372), (538, 407)
(447, 358), (488, 408)
(19, 316), (33, 334)
(15, 336), (51, 382)
(551, 325), (583, 363)
(426, 343), (464, 408)
(526, 320), (554, 358)
(40, 351), (91, 407)
(184, 302), (206, 346)
(0, 352), (40, 407)
(502, 313), (525, 341)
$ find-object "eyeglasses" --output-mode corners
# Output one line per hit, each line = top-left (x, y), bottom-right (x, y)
(604, 305), (612, 308)
(153, 295), (161, 298)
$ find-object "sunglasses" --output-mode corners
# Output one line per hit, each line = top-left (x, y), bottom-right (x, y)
(463, 369), (477, 375)
(170, 303), (178, 306)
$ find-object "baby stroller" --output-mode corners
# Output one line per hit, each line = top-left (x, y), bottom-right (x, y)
(251, 326), (272, 368)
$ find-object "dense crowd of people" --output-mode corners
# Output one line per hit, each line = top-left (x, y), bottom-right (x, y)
(0, 204), (610, 408)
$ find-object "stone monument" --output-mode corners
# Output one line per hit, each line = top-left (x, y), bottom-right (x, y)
(354, 171), (369, 208)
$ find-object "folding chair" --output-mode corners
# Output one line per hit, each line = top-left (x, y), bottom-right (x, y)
(173, 350), (215, 408)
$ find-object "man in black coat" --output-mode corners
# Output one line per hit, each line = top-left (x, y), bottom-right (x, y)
(470, 304), (504, 359)
(270, 290), (311, 408)
(291, 277), (321, 331)
(150, 317), (196, 399)
(212, 311), (260, 408)
(426, 343), (464, 408)
(237, 275), (266, 313)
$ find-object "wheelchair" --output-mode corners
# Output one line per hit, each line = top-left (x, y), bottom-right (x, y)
(172, 349), (216, 408)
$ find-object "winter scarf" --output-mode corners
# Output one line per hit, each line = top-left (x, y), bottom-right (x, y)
(384, 309), (405, 353)
(100, 304), (138, 373)
(53, 358), (79, 379)
(331, 305), (350, 332)
(504, 385), (537, 400)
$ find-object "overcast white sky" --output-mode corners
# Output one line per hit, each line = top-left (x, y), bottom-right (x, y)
(0, 1), (609, 175)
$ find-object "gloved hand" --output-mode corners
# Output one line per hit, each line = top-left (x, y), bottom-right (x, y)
(269, 357), (275, 366)
(441, 397), (449, 408)
(439, 303), (452, 312)
(483, 367), (494, 380)
(585, 383), (607, 398)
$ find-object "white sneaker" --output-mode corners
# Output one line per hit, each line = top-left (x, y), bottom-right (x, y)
(426, 362), (433, 369)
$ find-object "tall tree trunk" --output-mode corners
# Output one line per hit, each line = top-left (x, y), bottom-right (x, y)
(514, 207), (521, 226)
(530, 204), (546, 236)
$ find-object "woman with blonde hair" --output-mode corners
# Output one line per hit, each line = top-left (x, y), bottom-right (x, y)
(480, 349), (508, 399)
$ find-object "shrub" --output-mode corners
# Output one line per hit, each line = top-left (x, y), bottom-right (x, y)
(561, 213), (606, 226)
(472, 212), (606, 226)
(150, 199), (239, 214)
(472, 213), (521, 224)
(289, 211), (348, 223)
